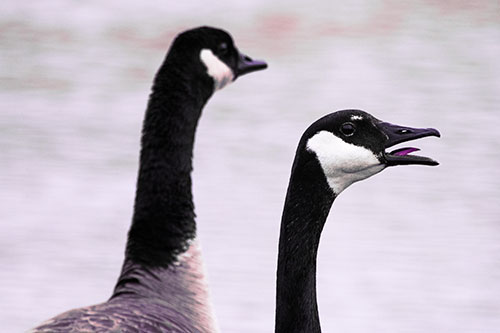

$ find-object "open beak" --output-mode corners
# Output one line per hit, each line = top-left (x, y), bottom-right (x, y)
(235, 50), (267, 78)
(377, 121), (441, 166)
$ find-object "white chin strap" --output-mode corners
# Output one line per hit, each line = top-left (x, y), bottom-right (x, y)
(200, 49), (234, 91)
(307, 130), (385, 195)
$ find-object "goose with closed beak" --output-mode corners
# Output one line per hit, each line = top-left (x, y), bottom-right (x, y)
(31, 26), (267, 333)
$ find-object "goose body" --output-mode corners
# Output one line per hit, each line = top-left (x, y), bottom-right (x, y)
(31, 26), (266, 333)
(275, 110), (440, 333)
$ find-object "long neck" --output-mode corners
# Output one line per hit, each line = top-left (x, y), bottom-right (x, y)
(110, 56), (217, 332)
(121, 61), (212, 270)
(275, 158), (335, 333)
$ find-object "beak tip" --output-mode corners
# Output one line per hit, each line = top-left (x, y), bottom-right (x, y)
(431, 128), (441, 138)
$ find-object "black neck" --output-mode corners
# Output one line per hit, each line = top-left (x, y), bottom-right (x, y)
(275, 155), (335, 333)
(123, 61), (213, 269)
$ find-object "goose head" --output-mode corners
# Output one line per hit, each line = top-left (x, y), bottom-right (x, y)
(300, 109), (440, 195)
(165, 26), (267, 91)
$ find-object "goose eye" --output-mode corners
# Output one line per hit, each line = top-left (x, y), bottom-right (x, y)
(340, 122), (356, 136)
(217, 42), (228, 56)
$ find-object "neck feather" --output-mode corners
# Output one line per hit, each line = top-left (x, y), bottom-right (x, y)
(275, 157), (335, 333)
(124, 63), (212, 269)
(110, 56), (216, 330)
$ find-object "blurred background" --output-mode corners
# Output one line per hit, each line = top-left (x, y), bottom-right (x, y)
(1, 0), (500, 332)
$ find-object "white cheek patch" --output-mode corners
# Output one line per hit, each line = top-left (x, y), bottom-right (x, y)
(200, 49), (234, 91)
(307, 130), (385, 195)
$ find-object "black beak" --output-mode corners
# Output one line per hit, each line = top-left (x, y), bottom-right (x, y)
(376, 121), (441, 166)
(235, 50), (267, 78)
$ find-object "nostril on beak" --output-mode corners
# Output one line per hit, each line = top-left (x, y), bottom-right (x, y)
(397, 129), (412, 134)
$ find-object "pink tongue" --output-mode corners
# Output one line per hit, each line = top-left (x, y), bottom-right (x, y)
(394, 147), (420, 156)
